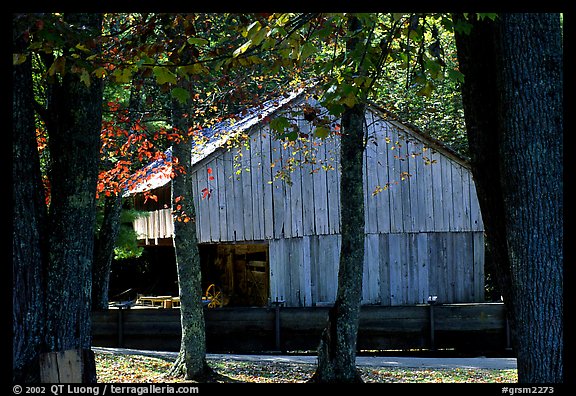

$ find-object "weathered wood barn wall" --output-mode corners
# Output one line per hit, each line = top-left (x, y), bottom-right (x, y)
(127, 89), (485, 307)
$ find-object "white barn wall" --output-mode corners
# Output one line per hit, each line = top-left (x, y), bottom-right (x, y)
(267, 232), (484, 307)
(134, 97), (485, 306)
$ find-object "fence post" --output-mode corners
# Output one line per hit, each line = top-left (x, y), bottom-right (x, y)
(427, 296), (438, 351)
(272, 299), (285, 352)
(117, 306), (124, 348)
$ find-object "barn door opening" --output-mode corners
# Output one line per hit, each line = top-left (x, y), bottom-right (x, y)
(199, 243), (270, 307)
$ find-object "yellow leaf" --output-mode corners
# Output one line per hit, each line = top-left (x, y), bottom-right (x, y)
(341, 93), (357, 108)
(13, 53), (27, 65)
(93, 67), (107, 78)
(80, 69), (91, 87)
(48, 56), (66, 76)
(233, 40), (252, 58)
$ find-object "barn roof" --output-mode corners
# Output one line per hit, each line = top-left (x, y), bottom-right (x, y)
(124, 86), (469, 196)
(123, 87), (306, 195)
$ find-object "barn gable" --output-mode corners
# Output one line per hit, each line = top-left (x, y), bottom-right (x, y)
(126, 90), (485, 307)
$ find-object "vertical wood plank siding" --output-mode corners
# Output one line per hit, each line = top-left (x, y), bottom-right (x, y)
(134, 100), (485, 306)
(268, 232), (484, 307)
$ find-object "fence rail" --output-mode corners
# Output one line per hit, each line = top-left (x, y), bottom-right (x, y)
(92, 303), (509, 353)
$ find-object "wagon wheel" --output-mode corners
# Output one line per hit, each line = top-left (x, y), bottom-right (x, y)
(205, 284), (223, 308)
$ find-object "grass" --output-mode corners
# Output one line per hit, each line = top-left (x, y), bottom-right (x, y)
(95, 351), (518, 383)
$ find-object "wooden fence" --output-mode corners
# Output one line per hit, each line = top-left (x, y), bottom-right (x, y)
(92, 303), (510, 354)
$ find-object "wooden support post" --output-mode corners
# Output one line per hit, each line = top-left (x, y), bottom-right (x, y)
(117, 306), (125, 348)
(429, 304), (436, 351)
(39, 349), (96, 383)
(272, 299), (285, 352)
(427, 296), (438, 351)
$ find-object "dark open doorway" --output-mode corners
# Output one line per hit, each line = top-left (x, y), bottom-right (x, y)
(199, 243), (270, 307)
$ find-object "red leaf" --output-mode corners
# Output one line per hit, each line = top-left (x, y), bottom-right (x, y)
(201, 187), (211, 199)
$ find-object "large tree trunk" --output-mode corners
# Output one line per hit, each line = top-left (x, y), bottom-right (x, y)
(43, 13), (103, 383)
(12, 17), (47, 382)
(494, 13), (563, 383)
(454, 13), (563, 383)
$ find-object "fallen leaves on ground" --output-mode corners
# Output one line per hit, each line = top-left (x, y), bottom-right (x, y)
(95, 352), (518, 383)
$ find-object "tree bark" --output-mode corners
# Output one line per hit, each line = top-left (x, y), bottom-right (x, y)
(310, 103), (366, 383)
(454, 13), (563, 383)
(43, 13), (103, 383)
(168, 126), (213, 381)
(167, 43), (213, 377)
(310, 14), (367, 384)
(494, 13), (563, 383)
(12, 16), (47, 382)
(453, 12), (516, 335)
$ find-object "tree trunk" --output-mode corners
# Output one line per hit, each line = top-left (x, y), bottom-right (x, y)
(310, 105), (366, 384)
(454, 13), (563, 383)
(43, 13), (103, 383)
(167, 60), (214, 378)
(494, 13), (563, 383)
(311, 103), (366, 383)
(168, 133), (213, 380)
(310, 14), (366, 384)
(12, 18), (47, 382)
(92, 193), (123, 310)
(453, 12), (517, 337)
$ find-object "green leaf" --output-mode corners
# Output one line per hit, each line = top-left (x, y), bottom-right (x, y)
(153, 66), (177, 85)
(113, 67), (133, 83)
(261, 37), (276, 51)
(313, 126), (330, 139)
(269, 116), (290, 133)
(477, 13), (498, 21)
(447, 68), (465, 83)
(453, 19), (473, 35)
(341, 92), (357, 108)
(416, 80), (435, 97)
(285, 131), (298, 141)
(424, 59), (443, 80)
(246, 21), (268, 47)
(326, 102), (345, 117)
(171, 87), (190, 104)
(299, 42), (317, 61)
(178, 63), (209, 76)
(187, 37), (209, 46)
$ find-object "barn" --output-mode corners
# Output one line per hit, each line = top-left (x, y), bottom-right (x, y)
(123, 87), (485, 308)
